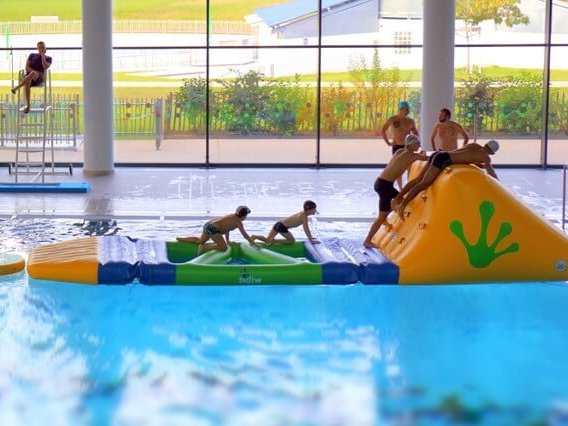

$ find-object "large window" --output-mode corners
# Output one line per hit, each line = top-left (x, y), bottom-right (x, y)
(0, 1), (566, 167)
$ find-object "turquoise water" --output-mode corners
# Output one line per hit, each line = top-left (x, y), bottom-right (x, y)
(1, 219), (568, 425)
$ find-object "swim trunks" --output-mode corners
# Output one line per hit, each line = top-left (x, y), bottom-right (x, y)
(203, 222), (221, 235)
(374, 177), (399, 212)
(273, 221), (289, 234)
(431, 151), (453, 170)
(392, 144), (405, 155)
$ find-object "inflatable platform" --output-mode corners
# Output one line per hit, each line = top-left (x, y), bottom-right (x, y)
(26, 164), (568, 285)
(373, 163), (568, 284)
(27, 237), (397, 285)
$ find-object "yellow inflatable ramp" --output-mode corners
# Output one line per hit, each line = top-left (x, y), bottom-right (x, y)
(27, 237), (99, 284)
(374, 164), (568, 284)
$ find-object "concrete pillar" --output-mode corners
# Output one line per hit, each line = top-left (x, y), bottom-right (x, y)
(421, 0), (455, 150)
(82, 0), (114, 175)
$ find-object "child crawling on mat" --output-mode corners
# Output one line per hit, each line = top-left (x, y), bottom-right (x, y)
(251, 200), (319, 245)
(176, 205), (257, 253)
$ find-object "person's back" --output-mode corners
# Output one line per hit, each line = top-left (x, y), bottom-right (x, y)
(280, 210), (307, 229)
(252, 200), (319, 245)
(209, 213), (243, 234)
(449, 142), (493, 166)
(434, 121), (461, 150)
(431, 108), (469, 151)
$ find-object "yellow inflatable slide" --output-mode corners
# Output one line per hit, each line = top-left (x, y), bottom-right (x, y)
(373, 164), (568, 284)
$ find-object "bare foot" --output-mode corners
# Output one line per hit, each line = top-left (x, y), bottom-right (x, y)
(396, 204), (406, 221)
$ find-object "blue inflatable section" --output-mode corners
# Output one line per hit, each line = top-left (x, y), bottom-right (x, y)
(91, 236), (399, 285)
(306, 238), (398, 285)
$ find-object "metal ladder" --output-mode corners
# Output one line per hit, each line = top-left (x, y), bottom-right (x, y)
(10, 70), (72, 182)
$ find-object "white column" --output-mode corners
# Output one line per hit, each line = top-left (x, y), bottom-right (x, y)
(421, 0), (455, 150)
(82, 0), (114, 175)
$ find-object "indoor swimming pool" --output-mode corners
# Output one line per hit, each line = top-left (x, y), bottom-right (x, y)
(1, 218), (568, 425)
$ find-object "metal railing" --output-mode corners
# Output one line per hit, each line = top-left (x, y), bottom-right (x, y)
(0, 94), (80, 150)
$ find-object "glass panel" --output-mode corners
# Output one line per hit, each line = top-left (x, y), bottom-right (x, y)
(321, 0), (381, 45)
(456, 0), (540, 46)
(547, 46), (568, 166)
(552, 0), (568, 43)
(208, 47), (317, 164)
(109, 48), (206, 164)
(320, 46), (422, 164)
(454, 46), (544, 165)
(213, 0), (317, 45)
(114, 0), (206, 46)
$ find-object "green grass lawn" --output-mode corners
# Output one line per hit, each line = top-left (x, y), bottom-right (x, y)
(1, 0), (289, 21)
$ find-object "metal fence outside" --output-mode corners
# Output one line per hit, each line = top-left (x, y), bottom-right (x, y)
(1, 91), (567, 146)
(0, 20), (253, 35)
(0, 94), (80, 149)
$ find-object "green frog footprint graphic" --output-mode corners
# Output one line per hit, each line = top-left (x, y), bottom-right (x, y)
(449, 201), (519, 268)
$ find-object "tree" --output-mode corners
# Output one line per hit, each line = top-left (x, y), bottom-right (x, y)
(456, 0), (529, 72)
(456, 0), (529, 27)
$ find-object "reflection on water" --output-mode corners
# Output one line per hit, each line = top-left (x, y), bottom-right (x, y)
(0, 219), (567, 424)
(73, 219), (121, 236)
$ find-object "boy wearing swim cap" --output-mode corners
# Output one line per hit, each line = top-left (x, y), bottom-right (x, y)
(380, 100), (419, 189)
(252, 200), (319, 245)
(393, 140), (500, 220)
(177, 205), (257, 253)
(363, 134), (428, 248)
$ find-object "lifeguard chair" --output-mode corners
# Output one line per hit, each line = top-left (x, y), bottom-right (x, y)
(9, 69), (72, 182)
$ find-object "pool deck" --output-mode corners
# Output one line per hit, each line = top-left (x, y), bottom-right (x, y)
(0, 164), (564, 230)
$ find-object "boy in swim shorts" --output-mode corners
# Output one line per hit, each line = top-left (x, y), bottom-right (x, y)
(393, 140), (500, 220)
(363, 134), (427, 248)
(177, 205), (257, 253)
(251, 200), (319, 245)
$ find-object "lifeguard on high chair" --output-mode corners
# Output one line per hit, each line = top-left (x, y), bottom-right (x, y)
(11, 41), (52, 114)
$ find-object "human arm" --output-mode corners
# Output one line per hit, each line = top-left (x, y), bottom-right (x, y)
(25, 54), (33, 73)
(410, 120), (419, 136)
(414, 152), (429, 161)
(484, 159), (498, 180)
(458, 124), (469, 145)
(40, 54), (51, 71)
(380, 119), (392, 146)
(237, 223), (257, 246)
(430, 123), (439, 150)
(302, 218), (319, 244)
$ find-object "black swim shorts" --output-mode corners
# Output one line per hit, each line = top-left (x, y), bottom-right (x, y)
(273, 221), (289, 234)
(203, 222), (221, 235)
(431, 151), (453, 170)
(374, 177), (399, 212)
(392, 144), (405, 155)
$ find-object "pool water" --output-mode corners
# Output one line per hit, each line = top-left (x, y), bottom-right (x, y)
(1, 219), (568, 425)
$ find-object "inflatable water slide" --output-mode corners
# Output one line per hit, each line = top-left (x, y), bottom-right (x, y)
(27, 164), (568, 285)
